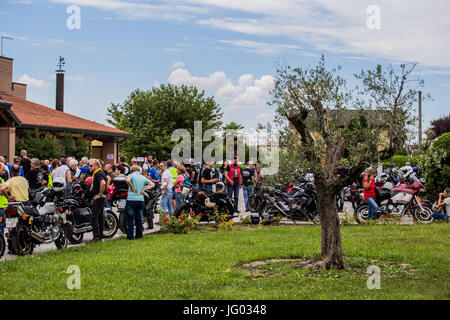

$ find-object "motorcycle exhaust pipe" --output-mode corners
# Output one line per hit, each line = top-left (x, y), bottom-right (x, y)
(30, 230), (44, 243)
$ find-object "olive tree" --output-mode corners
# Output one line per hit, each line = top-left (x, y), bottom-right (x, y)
(270, 56), (421, 269)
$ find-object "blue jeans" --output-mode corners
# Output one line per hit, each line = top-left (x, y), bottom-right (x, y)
(243, 185), (253, 210)
(0, 208), (5, 236)
(366, 198), (378, 219)
(175, 192), (185, 210)
(227, 183), (240, 211)
(161, 189), (174, 216)
(126, 200), (144, 240)
(203, 184), (213, 192)
(432, 212), (448, 220)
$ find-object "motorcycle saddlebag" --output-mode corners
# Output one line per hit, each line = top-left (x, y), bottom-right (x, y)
(72, 207), (92, 226)
(391, 192), (413, 205)
(112, 177), (128, 191)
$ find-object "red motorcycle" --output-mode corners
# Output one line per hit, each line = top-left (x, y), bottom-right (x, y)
(354, 180), (433, 224)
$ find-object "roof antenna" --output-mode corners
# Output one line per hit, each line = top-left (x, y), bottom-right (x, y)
(1, 36), (13, 57)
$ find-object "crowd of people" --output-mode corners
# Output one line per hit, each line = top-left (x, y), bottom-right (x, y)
(0, 150), (265, 242)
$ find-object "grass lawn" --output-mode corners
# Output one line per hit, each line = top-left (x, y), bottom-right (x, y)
(0, 223), (449, 300)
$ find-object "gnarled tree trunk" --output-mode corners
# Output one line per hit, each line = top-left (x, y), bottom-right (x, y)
(316, 181), (346, 269)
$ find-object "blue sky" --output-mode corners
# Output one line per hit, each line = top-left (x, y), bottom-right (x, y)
(1, 0), (449, 137)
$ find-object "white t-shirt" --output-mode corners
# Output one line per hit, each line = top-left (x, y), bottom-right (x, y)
(161, 169), (173, 190)
(52, 165), (69, 180)
(444, 198), (450, 217)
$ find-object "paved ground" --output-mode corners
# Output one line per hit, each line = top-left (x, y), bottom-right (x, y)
(0, 189), (412, 262)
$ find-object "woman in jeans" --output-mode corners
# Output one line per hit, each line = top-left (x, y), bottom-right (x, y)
(362, 168), (378, 219)
(174, 165), (187, 210)
(126, 165), (154, 240)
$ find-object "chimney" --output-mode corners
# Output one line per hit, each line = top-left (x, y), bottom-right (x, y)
(55, 56), (65, 112)
(0, 56), (13, 94)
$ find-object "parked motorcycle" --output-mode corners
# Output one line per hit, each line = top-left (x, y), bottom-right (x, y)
(354, 177), (433, 224)
(5, 187), (67, 256)
(174, 183), (235, 221)
(112, 176), (161, 234)
(252, 181), (320, 224)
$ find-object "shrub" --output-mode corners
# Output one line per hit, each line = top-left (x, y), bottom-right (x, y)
(157, 213), (201, 234)
(211, 210), (235, 231)
(417, 132), (450, 199)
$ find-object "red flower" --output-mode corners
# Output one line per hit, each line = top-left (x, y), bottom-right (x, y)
(185, 227), (188, 229)
(180, 216), (185, 220)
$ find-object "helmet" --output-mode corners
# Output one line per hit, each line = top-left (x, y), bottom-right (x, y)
(413, 166), (418, 173)
(85, 177), (93, 185)
(432, 202), (442, 213)
(204, 197), (216, 208)
(250, 212), (260, 224)
(379, 173), (388, 185)
(52, 177), (66, 192)
(215, 182), (225, 193)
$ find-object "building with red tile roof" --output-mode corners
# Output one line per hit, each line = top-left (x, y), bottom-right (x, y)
(0, 56), (130, 164)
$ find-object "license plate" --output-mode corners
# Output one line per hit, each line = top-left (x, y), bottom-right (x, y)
(6, 217), (18, 229)
(118, 199), (127, 209)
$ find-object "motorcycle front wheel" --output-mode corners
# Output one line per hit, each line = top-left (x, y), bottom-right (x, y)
(354, 204), (371, 224)
(54, 228), (68, 250)
(103, 210), (119, 238)
(247, 194), (260, 213)
(412, 206), (433, 224)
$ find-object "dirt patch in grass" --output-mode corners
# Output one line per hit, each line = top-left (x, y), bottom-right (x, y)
(238, 257), (417, 280)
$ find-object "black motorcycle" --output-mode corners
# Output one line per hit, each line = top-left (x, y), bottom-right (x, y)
(64, 182), (119, 244)
(118, 187), (161, 234)
(6, 189), (67, 256)
(174, 185), (235, 221)
(252, 182), (320, 224)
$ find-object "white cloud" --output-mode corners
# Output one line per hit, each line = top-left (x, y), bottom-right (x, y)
(168, 68), (229, 91)
(195, 0), (450, 69)
(217, 39), (301, 56)
(50, 74), (85, 82)
(168, 67), (274, 112)
(171, 61), (185, 68)
(18, 74), (51, 88)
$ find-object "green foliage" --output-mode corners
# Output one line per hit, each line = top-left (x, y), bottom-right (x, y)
(107, 84), (223, 161)
(418, 132), (450, 198)
(211, 210), (235, 231)
(16, 129), (90, 160)
(60, 132), (90, 160)
(16, 129), (62, 159)
(157, 213), (201, 234)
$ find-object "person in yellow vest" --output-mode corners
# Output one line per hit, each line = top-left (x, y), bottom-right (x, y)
(1, 164), (29, 203)
(0, 163), (10, 236)
(167, 160), (179, 211)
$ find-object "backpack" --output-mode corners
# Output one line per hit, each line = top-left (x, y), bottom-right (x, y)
(181, 173), (192, 191)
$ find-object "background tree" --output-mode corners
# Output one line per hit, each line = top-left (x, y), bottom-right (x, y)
(355, 63), (427, 156)
(270, 56), (423, 269)
(107, 84), (223, 161)
(428, 113), (450, 140)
